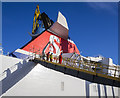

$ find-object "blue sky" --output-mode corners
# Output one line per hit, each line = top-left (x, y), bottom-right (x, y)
(2, 2), (118, 64)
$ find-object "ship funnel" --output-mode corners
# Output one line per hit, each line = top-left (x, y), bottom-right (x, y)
(49, 11), (69, 40)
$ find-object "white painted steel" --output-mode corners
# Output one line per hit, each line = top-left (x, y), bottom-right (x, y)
(0, 55), (119, 96)
(0, 55), (22, 73)
(57, 11), (69, 30)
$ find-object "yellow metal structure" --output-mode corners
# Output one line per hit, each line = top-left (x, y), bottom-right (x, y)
(32, 5), (41, 34)
(35, 57), (120, 82)
(29, 47), (120, 82)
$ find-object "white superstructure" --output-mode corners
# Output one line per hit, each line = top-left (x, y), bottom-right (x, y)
(0, 54), (119, 97)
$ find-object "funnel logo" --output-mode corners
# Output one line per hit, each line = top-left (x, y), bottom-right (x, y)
(42, 35), (60, 56)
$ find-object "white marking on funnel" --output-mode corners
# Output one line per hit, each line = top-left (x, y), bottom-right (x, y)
(57, 11), (69, 30)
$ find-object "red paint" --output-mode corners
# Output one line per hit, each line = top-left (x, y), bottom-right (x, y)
(59, 54), (62, 64)
(22, 31), (80, 55)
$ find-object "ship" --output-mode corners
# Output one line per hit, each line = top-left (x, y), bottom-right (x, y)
(0, 5), (120, 97)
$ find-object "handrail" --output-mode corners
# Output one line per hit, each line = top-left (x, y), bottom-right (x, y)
(32, 52), (120, 82)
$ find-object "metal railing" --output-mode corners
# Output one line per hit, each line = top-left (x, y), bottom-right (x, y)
(32, 52), (120, 81)
(24, 47), (120, 81)
(62, 57), (120, 79)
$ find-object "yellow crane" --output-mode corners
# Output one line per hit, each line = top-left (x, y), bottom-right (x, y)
(31, 5), (54, 35)
(32, 5), (41, 34)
